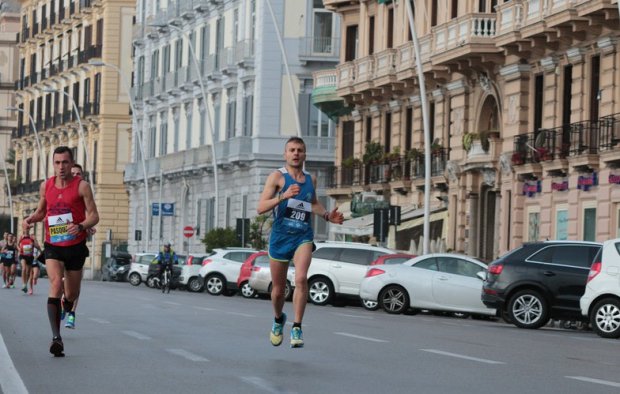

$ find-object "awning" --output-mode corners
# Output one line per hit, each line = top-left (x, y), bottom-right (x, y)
(330, 204), (445, 236)
(397, 207), (448, 231)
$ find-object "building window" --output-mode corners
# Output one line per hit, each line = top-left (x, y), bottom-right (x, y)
(213, 94), (221, 142)
(243, 83), (253, 137)
(199, 100), (206, 145)
(149, 115), (156, 158)
(555, 208), (568, 240)
(313, 0), (333, 54)
(344, 25), (358, 61)
(368, 16), (375, 55)
(185, 103), (193, 150)
(173, 108), (180, 152)
(159, 111), (168, 155)
(583, 207), (596, 242)
(226, 89), (237, 139)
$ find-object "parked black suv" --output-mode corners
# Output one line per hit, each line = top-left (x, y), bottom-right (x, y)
(482, 241), (601, 329)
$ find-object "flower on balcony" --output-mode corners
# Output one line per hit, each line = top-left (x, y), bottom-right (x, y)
(383, 146), (401, 163)
(405, 147), (422, 161)
(362, 141), (385, 165)
(535, 146), (553, 161)
(511, 151), (525, 165)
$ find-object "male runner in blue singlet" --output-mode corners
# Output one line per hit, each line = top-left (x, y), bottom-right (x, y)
(257, 137), (344, 348)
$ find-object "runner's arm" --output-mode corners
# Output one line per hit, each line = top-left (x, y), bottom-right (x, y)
(23, 182), (48, 231)
(257, 172), (284, 215)
(68, 180), (100, 235)
(310, 176), (344, 224)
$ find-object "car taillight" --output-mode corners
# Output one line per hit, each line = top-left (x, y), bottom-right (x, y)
(587, 261), (602, 283)
(202, 259), (212, 266)
(488, 263), (504, 275)
(187, 257), (193, 266)
(365, 268), (385, 278)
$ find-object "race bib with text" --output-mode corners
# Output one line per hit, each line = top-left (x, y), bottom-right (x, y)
(48, 213), (75, 244)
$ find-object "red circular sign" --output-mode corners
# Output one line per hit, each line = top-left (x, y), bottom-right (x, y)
(183, 226), (194, 238)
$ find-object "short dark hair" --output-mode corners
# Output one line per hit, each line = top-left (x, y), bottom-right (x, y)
(285, 137), (306, 149)
(72, 163), (83, 171)
(53, 146), (74, 162)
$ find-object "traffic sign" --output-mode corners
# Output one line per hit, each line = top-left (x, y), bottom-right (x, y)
(183, 226), (194, 238)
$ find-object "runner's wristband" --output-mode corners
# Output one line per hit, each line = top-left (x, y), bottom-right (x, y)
(323, 211), (330, 222)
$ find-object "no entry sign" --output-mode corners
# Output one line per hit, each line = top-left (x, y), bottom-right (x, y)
(183, 226), (194, 238)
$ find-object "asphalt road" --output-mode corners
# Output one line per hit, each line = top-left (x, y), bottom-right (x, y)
(1, 279), (619, 394)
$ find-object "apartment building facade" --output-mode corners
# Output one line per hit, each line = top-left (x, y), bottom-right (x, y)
(126, 0), (339, 253)
(316, 0), (620, 260)
(11, 0), (134, 273)
(0, 1), (20, 232)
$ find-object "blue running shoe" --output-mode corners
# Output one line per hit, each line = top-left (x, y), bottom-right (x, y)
(65, 313), (75, 329)
(290, 327), (304, 348)
(270, 312), (287, 346)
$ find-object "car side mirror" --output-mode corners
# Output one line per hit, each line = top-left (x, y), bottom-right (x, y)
(476, 271), (486, 281)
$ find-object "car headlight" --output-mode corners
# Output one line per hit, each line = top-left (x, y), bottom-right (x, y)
(118, 266), (128, 273)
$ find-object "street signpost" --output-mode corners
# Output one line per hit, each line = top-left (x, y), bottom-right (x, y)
(183, 226), (194, 238)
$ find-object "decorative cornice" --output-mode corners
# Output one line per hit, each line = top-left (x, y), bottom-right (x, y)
(499, 64), (531, 79)
(445, 79), (468, 93)
(540, 56), (557, 72)
(566, 47), (586, 64)
(369, 104), (381, 116)
(388, 99), (402, 112)
(597, 37), (616, 54)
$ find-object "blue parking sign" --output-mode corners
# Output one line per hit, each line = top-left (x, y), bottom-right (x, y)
(152, 203), (175, 216)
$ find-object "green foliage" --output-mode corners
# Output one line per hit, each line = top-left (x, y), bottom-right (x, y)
(249, 214), (271, 250)
(362, 141), (384, 164)
(201, 227), (240, 253)
(342, 156), (362, 168)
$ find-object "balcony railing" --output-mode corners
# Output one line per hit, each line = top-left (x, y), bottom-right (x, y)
(299, 36), (340, 59)
(235, 39), (254, 66)
(599, 113), (620, 151)
(327, 151), (448, 189)
(433, 13), (497, 54)
(12, 180), (44, 196)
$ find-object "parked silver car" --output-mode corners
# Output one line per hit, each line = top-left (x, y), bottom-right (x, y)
(248, 253), (295, 300)
(127, 252), (158, 286)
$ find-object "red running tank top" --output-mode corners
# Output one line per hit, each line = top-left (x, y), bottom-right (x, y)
(44, 176), (87, 246)
(19, 236), (34, 256)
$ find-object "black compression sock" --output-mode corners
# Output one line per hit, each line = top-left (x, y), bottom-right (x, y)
(63, 299), (74, 314)
(292, 322), (301, 329)
(275, 315), (284, 324)
(47, 297), (61, 338)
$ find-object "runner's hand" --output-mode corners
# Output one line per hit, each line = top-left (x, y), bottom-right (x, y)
(284, 184), (300, 199)
(328, 207), (344, 225)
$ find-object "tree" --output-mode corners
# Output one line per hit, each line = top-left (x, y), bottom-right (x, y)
(201, 227), (239, 253)
(249, 214), (271, 250)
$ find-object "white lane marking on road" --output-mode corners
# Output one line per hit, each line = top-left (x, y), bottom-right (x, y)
(225, 311), (255, 317)
(568, 336), (598, 342)
(122, 330), (152, 340)
(441, 321), (473, 327)
(0, 332), (28, 394)
(89, 318), (111, 324)
(334, 332), (388, 343)
(164, 301), (181, 306)
(166, 348), (209, 362)
(193, 306), (217, 312)
(331, 312), (374, 320)
(421, 349), (505, 365)
(566, 376), (620, 388)
(240, 376), (298, 394)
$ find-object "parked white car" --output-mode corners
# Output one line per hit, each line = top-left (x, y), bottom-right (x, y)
(360, 253), (495, 317)
(198, 248), (258, 295)
(307, 242), (394, 306)
(127, 252), (158, 286)
(248, 253), (295, 300)
(178, 254), (210, 292)
(580, 238), (620, 338)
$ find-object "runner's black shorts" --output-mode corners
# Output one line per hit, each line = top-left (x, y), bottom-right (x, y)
(44, 241), (89, 271)
(20, 255), (34, 266)
(1, 259), (15, 267)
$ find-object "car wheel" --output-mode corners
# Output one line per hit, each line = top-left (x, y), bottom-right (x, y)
(128, 273), (141, 286)
(284, 281), (292, 300)
(590, 298), (620, 339)
(508, 289), (550, 329)
(205, 274), (225, 296)
(379, 285), (409, 314)
(308, 277), (333, 306)
(187, 277), (204, 293)
(146, 275), (159, 289)
(361, 298), (380, 311)
(239, 281), (257, 298)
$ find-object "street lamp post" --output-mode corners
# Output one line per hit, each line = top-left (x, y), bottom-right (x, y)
(149, 22), (220, 229)
(6, 106), (45, 178)
(0, 146), (14, 233)
(42, 88), (93, 192)
(404, 1), (431, 255)
(88, 59), (151, 251)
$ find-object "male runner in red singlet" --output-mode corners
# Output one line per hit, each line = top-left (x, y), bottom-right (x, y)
(23, 146), (99, 357)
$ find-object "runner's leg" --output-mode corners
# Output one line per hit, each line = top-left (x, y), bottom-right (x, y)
(291, 243), (313, 325)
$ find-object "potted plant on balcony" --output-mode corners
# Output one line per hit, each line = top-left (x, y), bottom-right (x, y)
(406, 147), (422, 178)
(384, 146), (402, 181)
(462, 132), (490, 154)
(363, 141), (387, 183)
(341, 156), (361, 186)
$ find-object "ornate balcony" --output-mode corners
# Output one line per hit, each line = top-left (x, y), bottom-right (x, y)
(312, 69), (350, 120)
(431, 13), (501, 70)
